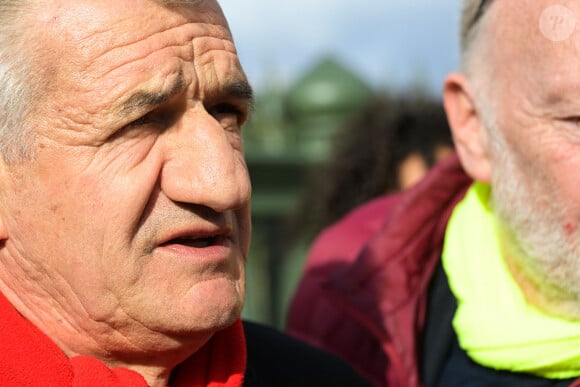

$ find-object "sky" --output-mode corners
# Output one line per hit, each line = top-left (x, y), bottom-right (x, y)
(220, 1), (461, 98)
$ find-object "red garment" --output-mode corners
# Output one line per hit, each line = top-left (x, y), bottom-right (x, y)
(287, 154), (471, 387)
(0, 291), (246, 386)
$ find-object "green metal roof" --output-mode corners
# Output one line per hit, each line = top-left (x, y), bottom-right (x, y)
(285, 56), (373, 118)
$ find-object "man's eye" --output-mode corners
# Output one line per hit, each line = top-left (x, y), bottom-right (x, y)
(126, 112), (156, 129)
(208, 103), (245, 126)
(125, 110), (176, 130)
(563, 116), (580, 126)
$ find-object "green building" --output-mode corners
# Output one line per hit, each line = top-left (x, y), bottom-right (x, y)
(242, 56), (374, 328)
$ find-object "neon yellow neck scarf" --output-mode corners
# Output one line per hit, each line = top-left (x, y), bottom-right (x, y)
(442, 182), (580, 379)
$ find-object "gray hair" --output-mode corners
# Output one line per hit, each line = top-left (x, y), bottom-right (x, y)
(460, 0), (494, 74)
(0, 2), (39, 163)
(458, 0), (499, 138)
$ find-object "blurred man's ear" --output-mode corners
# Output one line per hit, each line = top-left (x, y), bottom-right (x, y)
(443, 72), (491, 183)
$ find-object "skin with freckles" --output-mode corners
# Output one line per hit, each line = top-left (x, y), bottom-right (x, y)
(0, 0), (252, 385)
(445, 0), (580, 319)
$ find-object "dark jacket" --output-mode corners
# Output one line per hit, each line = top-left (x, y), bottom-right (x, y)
(244, 320), (371, 386)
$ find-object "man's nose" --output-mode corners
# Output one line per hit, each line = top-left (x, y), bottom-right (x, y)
(159, 109), (251, 212)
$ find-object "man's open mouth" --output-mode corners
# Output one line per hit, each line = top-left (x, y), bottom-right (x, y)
(161, 236), (220, 249)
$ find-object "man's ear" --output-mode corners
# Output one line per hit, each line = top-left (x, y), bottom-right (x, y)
(443, 72), (491, 183)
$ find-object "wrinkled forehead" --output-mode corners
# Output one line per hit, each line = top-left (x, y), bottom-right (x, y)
(484, 1), (580, 84)
(21, 0), (233, 90)
(28, 0), (228, 46)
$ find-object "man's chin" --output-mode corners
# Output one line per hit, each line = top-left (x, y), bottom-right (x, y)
(127, 278), (244, 339)
(176, 285), (244, 333)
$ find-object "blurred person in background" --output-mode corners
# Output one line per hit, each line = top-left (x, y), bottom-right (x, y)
(290, 95), (454, 244)
(288, 1), (580, 386)
(279, 96), (453, 332)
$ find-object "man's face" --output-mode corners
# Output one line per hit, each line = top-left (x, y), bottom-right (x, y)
(480, 1), (580, 304)
(0, 0), (252, 355)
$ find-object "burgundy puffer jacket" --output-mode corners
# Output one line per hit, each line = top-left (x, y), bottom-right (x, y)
(287, 154), (471, 387)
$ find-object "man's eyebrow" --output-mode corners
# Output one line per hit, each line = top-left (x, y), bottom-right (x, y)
(118, 75), (186, 116)
(220, 79), (255, 109)
(117, 77), (254, 116)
